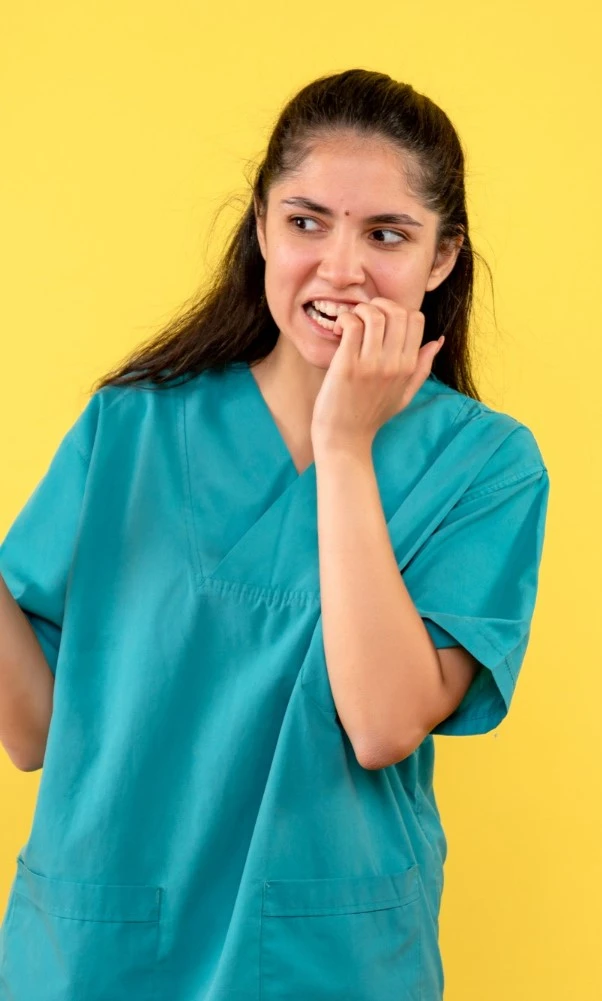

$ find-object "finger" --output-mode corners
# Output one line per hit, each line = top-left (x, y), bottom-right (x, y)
(367, 299), (406, 366)
(401, 339), (443, 400)
(400, 310), (426, 367)
(350, 303), (386, 362)
(332, 308), (365, 364)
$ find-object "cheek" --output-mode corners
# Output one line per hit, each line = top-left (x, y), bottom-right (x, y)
(265, 246), (313, 294)
(380, 254), (433, 299)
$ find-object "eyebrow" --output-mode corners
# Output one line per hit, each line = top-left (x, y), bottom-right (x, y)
(280, 196), (424, 227)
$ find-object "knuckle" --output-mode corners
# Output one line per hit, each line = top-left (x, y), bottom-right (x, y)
(362, 303), (385, 321)
(347, 312), (363, 326)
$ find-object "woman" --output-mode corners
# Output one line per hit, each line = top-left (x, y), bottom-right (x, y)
(0, 69), (549, 1000)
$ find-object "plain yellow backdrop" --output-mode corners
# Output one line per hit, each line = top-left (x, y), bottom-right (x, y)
(1, 2), (600, 998)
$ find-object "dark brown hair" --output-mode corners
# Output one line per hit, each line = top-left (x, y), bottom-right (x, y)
(94, 69), (489, 399)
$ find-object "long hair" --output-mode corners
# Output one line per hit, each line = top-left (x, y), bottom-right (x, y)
(94, 69), (489, 399)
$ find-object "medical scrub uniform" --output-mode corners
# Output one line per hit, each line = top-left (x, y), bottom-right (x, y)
(0, 362), (549, 1000)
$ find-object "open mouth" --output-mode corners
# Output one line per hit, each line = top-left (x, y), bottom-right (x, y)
(303, 300), (355, 333)
(306, 302), (338, 321)
(303, 302), (339, 333)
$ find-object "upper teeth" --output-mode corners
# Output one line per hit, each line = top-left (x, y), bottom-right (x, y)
(311, 300), (355, 316)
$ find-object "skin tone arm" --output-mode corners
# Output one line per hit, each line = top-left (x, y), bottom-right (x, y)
(314, 443), (479, 769)
(0, 573), (54, 771)
(312, 298), (480, 770)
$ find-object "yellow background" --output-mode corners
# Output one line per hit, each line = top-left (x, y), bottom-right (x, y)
(1, 2), (600, 998)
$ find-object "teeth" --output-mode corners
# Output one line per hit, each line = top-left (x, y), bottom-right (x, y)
(306, 303), (339, 331)
(311, 300), (356, 316)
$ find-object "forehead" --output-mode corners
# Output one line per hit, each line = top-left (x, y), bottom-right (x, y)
(273, 135), (430, 217)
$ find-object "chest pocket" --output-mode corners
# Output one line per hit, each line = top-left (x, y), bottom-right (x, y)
(0, 856), (162, 1001)
(259, 864), (422, 1000)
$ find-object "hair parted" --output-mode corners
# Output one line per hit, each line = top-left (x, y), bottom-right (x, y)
(94, 68), (490, 400)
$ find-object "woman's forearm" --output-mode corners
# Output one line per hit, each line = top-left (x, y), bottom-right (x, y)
(314, 443), (446, 769)
(0, 573), (54, 771)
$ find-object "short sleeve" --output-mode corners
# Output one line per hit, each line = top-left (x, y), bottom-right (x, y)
(403, 425), (550, 736)
(0, 396), (100, 676)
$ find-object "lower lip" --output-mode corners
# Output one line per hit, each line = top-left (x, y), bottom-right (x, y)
(302, 303), (342, 341)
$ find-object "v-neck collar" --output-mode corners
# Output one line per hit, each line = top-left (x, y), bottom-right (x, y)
(236, 359), (440, 480)
(239, 361), (316, 479)
(183, 361), (513, 597)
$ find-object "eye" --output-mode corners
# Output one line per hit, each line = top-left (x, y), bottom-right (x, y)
(371, 229), (408, 245)
(289, 215), (321, 231)
(288, 216), (408, 246)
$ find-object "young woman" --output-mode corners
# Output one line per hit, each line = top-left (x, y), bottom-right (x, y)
(0, 69), (549, 1000)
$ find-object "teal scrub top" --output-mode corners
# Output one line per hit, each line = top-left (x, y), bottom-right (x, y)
(0, 363), (549, 1001)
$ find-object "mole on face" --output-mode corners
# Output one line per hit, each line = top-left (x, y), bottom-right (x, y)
(344, 210), (350, 216)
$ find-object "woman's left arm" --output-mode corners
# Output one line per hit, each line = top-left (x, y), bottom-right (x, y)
(315, 442), (480, 771)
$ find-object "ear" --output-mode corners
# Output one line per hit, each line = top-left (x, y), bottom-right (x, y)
(425, 234), (464, 292)
(254, 197), (267, 261)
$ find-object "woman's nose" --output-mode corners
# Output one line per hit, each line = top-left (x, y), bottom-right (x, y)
(315, 232), (365, 286)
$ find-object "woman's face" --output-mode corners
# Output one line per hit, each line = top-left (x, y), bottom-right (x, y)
(255, 133), (462, 370)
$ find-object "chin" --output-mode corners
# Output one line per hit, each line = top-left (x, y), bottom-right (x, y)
(277, 326), (338, 371)
(296, 341), (338, 370)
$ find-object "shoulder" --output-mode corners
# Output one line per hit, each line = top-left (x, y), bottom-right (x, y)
(422, 375), (548, 492)
(68, 373), (206, 463)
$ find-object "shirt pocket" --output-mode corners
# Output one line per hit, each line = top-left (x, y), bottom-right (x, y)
(0, 856), (162, 1001)
(259, 864), (422, 1001)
